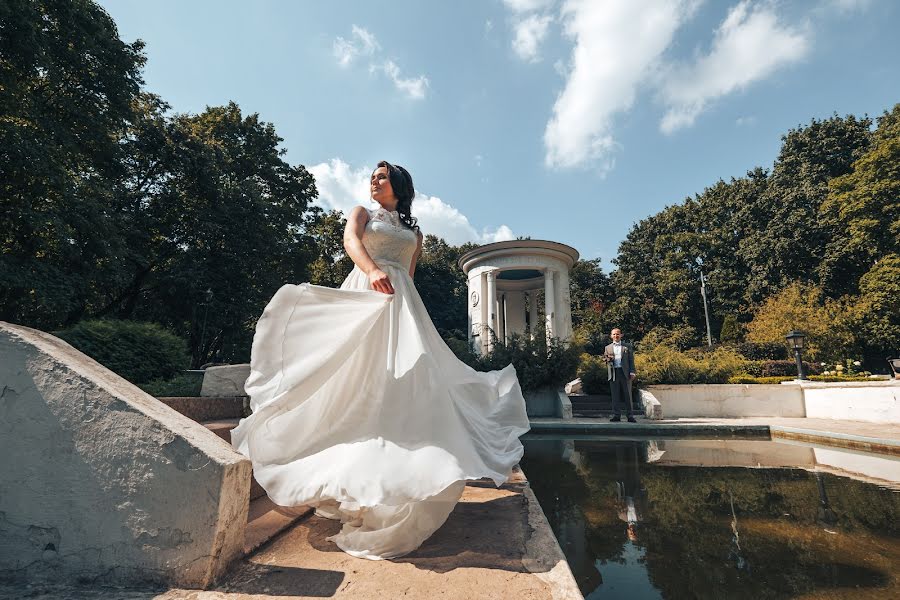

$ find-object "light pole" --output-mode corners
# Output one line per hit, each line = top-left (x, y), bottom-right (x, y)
(785, 330), (808, 380)
(696, 257), (713, 347)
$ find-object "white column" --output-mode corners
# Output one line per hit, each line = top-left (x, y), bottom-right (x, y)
(556, 267), (571, 341)
(486, 270), (497, 352)
(544, 269), (556, 343)
(479, 272), (489, 355)
(528, 291), (538, 340)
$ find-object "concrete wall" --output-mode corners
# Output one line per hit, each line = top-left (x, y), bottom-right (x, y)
(802, 381), (900, 423)
(645, 384), (806, 418)
(523, 387), (571, 418)
(646, 381), (900, 423)
(0, 323), (251, 588)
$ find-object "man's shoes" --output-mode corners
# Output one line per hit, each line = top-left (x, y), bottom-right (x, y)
(627, 416), (637, 423)
(610, 416), (621, 422)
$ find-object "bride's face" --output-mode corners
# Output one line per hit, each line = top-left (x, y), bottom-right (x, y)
(370, 166), (396, 206)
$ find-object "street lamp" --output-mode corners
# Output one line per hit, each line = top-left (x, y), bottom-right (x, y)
(696, 257), (713, 347)
(785, 330), (808, 380)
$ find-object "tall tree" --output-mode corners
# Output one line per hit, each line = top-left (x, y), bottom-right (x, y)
(0, 0), (146, 327)
(125, 103), (318, 366)
(414, 235), (476, 336)
(820, 104), (900, 296)
(740, 114), (872, 303)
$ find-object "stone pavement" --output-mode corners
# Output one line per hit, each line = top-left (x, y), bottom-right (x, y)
(1, 476), (583, 600)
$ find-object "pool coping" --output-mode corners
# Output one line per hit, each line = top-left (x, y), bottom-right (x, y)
(528, 418), (900, 456)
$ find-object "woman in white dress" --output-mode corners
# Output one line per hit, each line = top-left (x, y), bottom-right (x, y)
(231, 161), (530, 560)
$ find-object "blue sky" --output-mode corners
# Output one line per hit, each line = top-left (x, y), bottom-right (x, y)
(99, 0), (899, 268)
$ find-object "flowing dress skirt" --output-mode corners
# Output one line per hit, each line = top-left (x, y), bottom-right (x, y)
(230, 261), (530, 559)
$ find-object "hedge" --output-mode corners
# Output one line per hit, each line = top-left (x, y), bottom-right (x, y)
(56, 319), (189, 384)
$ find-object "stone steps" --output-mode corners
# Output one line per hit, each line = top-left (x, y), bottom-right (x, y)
(157, 395), (312, 554)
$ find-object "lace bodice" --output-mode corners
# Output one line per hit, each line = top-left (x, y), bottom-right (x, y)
(363, 207), (419, 271)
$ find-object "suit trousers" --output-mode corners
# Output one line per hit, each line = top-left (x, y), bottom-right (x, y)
(610, 367), (633, 417)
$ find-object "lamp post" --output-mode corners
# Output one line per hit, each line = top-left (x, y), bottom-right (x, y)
(785, 330), (808, 380)
(696, 257), (713, 347)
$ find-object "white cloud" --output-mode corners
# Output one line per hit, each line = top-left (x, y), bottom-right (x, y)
(503, 0), (556, 13)
(372, 60), (429, 100)
(308, 158), (514, 245)
(512, 13), (553, 62)
(308, 159), (371, 215)
(735, 115), (757, 127)
(333, 25), (380, 67)
(543, 0), (699, 169)
(414, 195), (516, 245)
(333, 26), (428, 99)
(659, 1), (809, 134)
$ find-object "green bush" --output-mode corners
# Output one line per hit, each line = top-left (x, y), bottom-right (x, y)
(808, 374), (874, 383)
(719, 314), (743, 343)
(727, 375), (794, 384)
(578, 353), (609, 394)
(635, 345), (748, 385)
(760, 360), (822, 377)
(138, 372), (203, 396)
(464, 332), (581, 393)
(638, 325), (701, 352)
(733, 341), (788, 360)
(56, 319), (189, 384)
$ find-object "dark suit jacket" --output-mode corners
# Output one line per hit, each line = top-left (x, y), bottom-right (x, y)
(605, 342), (636, 381)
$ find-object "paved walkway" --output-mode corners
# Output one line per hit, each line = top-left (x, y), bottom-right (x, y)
(3, 475), (582, 600)
(529, 416), (900, 455)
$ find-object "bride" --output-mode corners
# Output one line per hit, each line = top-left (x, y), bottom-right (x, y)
(230, 161), (530, 560)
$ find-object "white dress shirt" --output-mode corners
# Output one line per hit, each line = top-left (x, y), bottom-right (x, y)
(613, 342), (623, 368)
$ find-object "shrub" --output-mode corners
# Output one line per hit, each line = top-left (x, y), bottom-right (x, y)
(733, 341), (788, 361)
(56, 319), (189, 384)
(727, 375), (794, 384)
(578, 353), (609, 394)
(139, 372), (203, 397)
(719, 314), (743, 343)
(638, 325), (701, 352)
(470, 332), (581, 393)
(634, 345), (748, 385)
(760, 360), (822, 377)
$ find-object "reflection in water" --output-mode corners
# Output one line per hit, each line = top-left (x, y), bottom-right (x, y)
(521, 438), (900, 599)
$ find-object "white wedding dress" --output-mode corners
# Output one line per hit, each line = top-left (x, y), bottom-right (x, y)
(230, 206), (530, 560)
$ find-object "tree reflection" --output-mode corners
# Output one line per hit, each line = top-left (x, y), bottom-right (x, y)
(521, 438), (900, 599)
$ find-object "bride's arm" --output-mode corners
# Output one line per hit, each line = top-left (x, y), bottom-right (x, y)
(343, 206), (395, 294)
(409, 231), (423, 278)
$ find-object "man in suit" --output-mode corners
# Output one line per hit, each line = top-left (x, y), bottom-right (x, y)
(605, 328), (637, 422)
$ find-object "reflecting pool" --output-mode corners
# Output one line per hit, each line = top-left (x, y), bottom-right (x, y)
(520, 437), (900, 599)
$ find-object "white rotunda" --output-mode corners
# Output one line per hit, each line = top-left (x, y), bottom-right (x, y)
(457, 240), (579, 356)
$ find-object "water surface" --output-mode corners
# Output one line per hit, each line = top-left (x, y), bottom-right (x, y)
(521, 437), (900, 599)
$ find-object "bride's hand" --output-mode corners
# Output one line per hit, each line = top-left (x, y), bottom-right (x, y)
(368, 269), (394, 294)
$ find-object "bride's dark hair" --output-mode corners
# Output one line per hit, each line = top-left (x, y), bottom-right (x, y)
(376, 160), (419, 233)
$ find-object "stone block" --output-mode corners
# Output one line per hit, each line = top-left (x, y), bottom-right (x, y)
(200, 364), (251, 398)
(0, 322), (251, 588)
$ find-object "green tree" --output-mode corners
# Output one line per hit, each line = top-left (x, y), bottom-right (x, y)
(414, 235), (476, 336)
(744, 282), (855, 363)
(0, 0), (146, 327)
(719, 314), (742, 343)
(306, 208), (354, 287)
(125, 103), (318, 366)
(820, 104), (900, 296)
(740, 114), (872, 303)
(852, 254), (900, 367)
